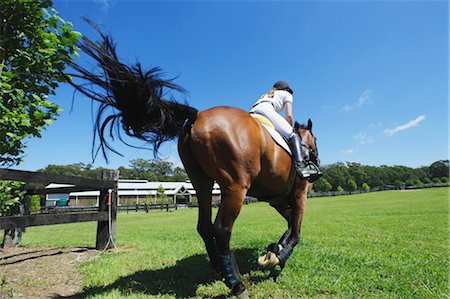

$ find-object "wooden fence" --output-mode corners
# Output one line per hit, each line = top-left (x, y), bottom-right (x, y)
(0, 168), (119, 250)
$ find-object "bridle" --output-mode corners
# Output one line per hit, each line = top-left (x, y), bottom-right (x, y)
(301, 132), (320, 166)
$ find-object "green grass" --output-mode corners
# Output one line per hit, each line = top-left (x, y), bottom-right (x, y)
(5, 188), (450, 298)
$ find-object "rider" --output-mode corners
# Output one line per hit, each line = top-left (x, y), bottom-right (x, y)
(250, 81), (321, 181)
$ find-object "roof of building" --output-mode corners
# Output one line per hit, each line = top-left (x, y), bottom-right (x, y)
(66, 179), (221, 197)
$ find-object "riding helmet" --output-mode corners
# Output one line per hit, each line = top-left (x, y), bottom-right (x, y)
(273, 81), (293, 94)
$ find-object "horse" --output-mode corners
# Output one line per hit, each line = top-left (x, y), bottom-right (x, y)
(69, 29), (321, 299)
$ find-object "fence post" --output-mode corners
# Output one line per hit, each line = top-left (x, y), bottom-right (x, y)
(2, 186), (30, 248)
(96, 170), (119, 250)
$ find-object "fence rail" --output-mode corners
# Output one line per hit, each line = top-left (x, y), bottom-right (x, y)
(0, 168), (119, 250)
(0, 212), (108, 229)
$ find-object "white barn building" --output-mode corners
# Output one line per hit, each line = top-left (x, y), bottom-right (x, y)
(46, 179), (221, 207)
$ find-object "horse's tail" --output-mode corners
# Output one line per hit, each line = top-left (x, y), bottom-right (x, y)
(67, 21), (197, 160)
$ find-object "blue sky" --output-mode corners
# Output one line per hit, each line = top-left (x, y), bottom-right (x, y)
(17, 0), (449, 171)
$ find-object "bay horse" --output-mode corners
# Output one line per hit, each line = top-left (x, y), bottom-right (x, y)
(69, 29), (320, 298)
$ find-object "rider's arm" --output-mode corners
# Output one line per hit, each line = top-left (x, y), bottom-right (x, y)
(285, 101), (293, 125)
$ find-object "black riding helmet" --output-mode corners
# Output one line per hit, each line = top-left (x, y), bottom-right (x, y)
(273, 81), (293, 94)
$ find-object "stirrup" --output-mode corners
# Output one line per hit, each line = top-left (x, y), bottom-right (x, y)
(295, 161), (322, 182)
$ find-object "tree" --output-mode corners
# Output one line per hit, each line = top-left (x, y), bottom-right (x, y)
(432, 177), (441, 184)
(0, 0), (81, 166)
(171, 166), (189, 182)
(1, 1), (80, 246)
(346, 177), (358, 192)
(429, 160), (449, 179)
(405, 179), (422, 187)
(421, 177), (432, 185)
(314, 178), (332, 192)
(0, 181), (25, 216)
(157, 184), (168, 204)
(362, 183), (370, 191)
(128, 158), (187, 181)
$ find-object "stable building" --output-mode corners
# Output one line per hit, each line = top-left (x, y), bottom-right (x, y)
(46, 179), (221, 207)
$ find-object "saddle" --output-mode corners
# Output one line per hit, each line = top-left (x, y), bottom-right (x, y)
(250, 114), (291, 155)
(249, 113), (296, 204)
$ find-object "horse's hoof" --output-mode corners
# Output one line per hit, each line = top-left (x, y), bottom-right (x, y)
(258, 251), (279, 267)
(232, 282), (249, 299)
(237, 289), (250, 299)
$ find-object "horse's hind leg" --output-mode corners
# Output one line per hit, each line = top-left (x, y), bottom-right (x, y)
(196, 179), (221, 272)
(178, 138), (221, 273)
(214, 187), (249, 298)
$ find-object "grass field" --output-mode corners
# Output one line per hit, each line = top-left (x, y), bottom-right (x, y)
(4, 188), (449, 298)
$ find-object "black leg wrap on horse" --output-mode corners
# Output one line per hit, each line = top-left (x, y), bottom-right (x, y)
(220, 253), (246, 296)
(266, 243), (281, 254)
(277, 244), (294, 268)
(277, 228), (292, 247)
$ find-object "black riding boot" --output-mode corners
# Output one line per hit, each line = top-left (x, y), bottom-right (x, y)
(288, 133), (323, 182)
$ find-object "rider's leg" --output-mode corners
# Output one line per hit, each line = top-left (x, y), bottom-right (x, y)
(250, 103), (321, 181)
(287, 132), (322, 181)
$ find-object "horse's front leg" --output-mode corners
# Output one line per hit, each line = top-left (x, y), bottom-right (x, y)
(259, 181), (309, 275)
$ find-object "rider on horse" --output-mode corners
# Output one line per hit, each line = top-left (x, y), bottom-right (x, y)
(250, 81), (322, 182)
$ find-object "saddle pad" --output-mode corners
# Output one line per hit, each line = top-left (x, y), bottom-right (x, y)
(250, 114), (292, 155)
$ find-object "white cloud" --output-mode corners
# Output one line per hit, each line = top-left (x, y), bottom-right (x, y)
(368, 122), (383, 128)
(322, 103), (334, 110)
(341, 89), (373, 112)
(384, 115), (426, 137)
(95, 0), (115, 14)
(341, 148), (354, 155)
(354, 133), (374, 145)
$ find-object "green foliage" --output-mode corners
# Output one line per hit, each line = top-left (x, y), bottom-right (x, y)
(0, 0), (81, 166)
(39, 159), (189, 182)
(346, 177), (357, 191)
(337, 185), (344, 192)
(394, 180), (404, 189)
(0, 180), (25, 216)
(321, 160), (446, 191)
(8, 188), (448, 298)
(429, 160), (449, 178)
(432, 177), (441, 184)
(157, 184), (168, 204)
(406, 178), (422, 187)
(314, 178), (332, 192)
(38, 162), (106, 178)
(422, 177), (432, 185)
(440, 177), (448, 184)
(128, 159), (188, 181)
(29, 195), (41, 213)
(362, 182), (370, 191)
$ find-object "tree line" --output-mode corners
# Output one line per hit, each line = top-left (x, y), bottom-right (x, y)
(37, 159), (449, 192)
(314, 160), (449, 192)
(38, 158), (189, 182)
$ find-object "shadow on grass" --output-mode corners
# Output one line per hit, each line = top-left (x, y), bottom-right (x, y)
(56, 247), (262, 299)
(0, 247), (94, 266)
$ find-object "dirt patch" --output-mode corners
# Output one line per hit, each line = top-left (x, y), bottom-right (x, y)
(0, 247), (99, 298)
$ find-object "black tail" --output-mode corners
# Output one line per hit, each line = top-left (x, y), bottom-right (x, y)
(67, 20), (197, 161)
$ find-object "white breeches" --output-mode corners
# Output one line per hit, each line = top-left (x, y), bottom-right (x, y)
(250, 102), (294, 140)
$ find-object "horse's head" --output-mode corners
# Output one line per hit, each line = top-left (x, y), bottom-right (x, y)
(294, 119), (320, 166)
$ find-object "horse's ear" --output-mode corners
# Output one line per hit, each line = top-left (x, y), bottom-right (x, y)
(307, 119), (313, 131)
(294, 121), (300, 131)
